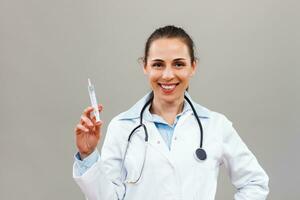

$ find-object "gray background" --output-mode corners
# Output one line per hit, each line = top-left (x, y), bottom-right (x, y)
(0, 0), (299, 199)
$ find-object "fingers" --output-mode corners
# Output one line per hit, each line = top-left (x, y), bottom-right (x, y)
(81, 115), (93, 128)
(97, 104), (104, 112)
(75, 123), (89, 134)
(91, 115), (103, 133)
(94, 120), (102, 135)
(83, 106), (94, 118)
(81, 104), (103, 122)
(75, 104), (104, 135)
(83, 104), (103, 119)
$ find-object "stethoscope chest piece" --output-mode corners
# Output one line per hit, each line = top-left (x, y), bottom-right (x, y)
(123, 92), (209, 184)
(195, 148), (207, 161)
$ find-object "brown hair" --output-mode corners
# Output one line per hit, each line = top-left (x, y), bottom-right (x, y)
(143, 25), (196, 64)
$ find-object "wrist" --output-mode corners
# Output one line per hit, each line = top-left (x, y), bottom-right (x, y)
(79, 150), (94, 160)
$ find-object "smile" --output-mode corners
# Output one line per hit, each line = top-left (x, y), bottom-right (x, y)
(158, 83), (179, 93)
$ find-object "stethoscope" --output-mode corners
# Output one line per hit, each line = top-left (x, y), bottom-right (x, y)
(121, 92), (207, 184)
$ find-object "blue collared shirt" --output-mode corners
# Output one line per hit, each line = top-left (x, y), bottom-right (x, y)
(142, 100), (191, 149)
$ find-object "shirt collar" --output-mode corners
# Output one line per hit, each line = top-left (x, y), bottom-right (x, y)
(143, 99), (190, 123)
(118, 91), (210, 120)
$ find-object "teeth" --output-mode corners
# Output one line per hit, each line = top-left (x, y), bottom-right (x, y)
(161, 84), (176, 90)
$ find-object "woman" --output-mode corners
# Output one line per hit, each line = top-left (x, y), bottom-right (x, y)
(73, 25), (269, 200)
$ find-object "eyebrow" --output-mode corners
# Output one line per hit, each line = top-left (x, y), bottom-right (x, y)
(150, 58), (187, 62)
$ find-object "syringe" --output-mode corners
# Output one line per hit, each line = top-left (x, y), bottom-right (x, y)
(88, 78), (101, 122)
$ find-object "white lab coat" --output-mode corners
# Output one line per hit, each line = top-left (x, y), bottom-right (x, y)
(73, 93), (269, 200)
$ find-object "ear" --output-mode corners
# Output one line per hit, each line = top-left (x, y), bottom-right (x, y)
(143, 63), (148, 75)
(139, 57), (148, 75)
(190, 60), (197, 77)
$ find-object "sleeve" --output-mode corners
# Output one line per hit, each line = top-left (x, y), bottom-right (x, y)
(221, 117), (269, 200)
(72, 117), (128, 200)
(74, 149), (100, 176)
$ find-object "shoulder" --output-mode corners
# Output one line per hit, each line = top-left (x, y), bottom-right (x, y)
(114, 92), (153, 121)
(184, 92), (232, 126)
(106, 112), (136, 133)
(209, 110), (233, 126)
(106, 92), (153, 130)
(189, 96), (233, 131)
(196, 106), (236, 144)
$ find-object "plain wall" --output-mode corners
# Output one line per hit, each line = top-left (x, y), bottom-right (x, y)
(0, 0), (299, 199)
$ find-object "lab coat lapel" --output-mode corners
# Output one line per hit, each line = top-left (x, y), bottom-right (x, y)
(145, 121), (175, 167)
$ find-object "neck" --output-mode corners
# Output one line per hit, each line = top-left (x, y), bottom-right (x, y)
(150, 95), (185, 124)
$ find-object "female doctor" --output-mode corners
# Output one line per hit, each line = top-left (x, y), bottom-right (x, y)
(73, 25), (269, 200)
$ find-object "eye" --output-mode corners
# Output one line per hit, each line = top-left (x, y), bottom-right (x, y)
(152, 62), (163, 68)
(174, 62), (185, 68)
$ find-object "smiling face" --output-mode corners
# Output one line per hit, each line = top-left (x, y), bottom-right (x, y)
(143, 38), (197, 103)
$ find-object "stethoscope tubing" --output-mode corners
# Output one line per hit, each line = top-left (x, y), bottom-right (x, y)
(121, 92), (206, 184)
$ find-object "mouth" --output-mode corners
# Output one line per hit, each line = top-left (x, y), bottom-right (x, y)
(158, 83), (179, 94)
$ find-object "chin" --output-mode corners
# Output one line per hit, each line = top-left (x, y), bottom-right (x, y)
(157, 91), (182, 103)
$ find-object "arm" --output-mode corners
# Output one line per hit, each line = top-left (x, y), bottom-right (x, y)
(221, 118), (269, 200)
(73, 117), (127, 200)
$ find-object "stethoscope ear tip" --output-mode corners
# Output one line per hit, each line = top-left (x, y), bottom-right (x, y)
(195, 148), (207, 161)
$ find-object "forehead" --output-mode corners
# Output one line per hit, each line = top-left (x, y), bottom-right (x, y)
(148, 38), (190, 60)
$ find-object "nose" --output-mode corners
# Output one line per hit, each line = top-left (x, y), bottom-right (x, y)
(162, 66), (175, 80)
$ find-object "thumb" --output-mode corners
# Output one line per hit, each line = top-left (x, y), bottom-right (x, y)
(95, 120), (103, 134)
